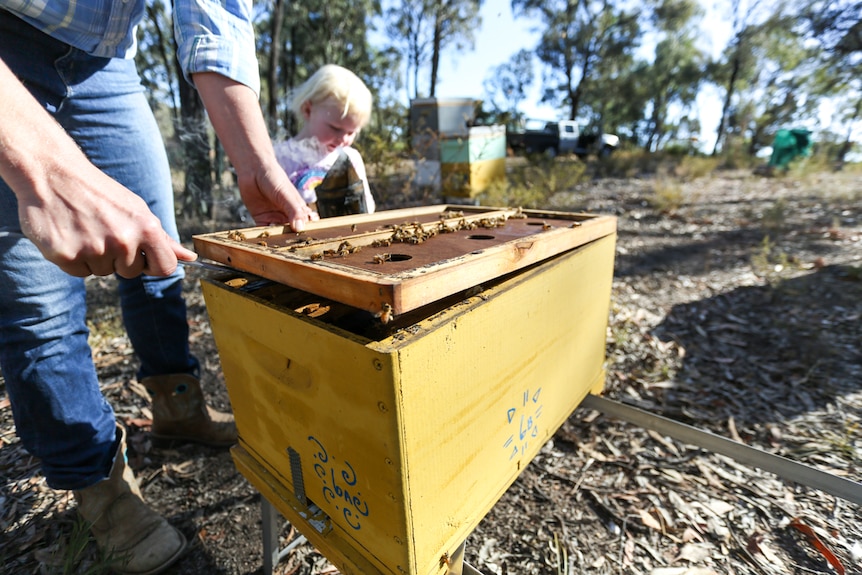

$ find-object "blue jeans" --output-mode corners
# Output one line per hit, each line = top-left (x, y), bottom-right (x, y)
(0, 12), (199, 490)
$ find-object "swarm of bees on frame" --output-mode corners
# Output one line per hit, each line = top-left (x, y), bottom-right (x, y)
(306, 207), (552, 262)
(226, 228), (277, 246)
(229, 207), (575, 263)
(255, 229), (271, 246)
(287, 235), (316, 252)
(309, 240), (361, 261)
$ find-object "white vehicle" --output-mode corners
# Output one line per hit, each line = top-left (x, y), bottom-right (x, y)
(507, 119), (619, 157)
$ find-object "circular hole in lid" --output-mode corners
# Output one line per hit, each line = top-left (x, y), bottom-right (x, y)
(467, 234), (495, 240)
(389, 253), (412, 262)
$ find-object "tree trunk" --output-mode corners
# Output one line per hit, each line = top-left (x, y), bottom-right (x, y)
(284, 23), (297, 135)
(429, 0), (444, 97)
(175, 39), (213, 219)
(267, 0), (285, 136)
(146, 3), (179, 134)
(568, 54), (588, 121)
(836, 96), (862, 165)
(713, 53), (741, 156)
(411, 28), (421, 98)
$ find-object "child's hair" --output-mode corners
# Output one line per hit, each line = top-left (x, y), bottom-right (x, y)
(289, 64), (372, 127)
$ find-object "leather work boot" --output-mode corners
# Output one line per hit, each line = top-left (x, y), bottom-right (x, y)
(141, 373), (237, 447)
(74, 425), (186, 575)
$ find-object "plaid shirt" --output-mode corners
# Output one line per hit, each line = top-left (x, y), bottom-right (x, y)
(0, 0), (260, 94)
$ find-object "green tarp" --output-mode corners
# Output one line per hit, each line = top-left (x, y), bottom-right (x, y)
(769, 128), (813, 169)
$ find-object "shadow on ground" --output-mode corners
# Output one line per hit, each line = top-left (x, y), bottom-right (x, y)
(652, 264), (862, 428)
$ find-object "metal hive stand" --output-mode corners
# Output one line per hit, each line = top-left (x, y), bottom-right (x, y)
(260, 497), (485, 575)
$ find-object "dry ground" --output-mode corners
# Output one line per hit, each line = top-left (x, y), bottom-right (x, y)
(1, 165), (860, 575)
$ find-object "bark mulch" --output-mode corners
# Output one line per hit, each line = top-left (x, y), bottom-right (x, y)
(1, 167), (860, 575)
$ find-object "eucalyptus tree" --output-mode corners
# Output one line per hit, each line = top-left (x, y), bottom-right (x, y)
(801, 0), (862, 162)
(266, 0), (286, 134)
(641, 0), (706, 151)
(642, 37), (705, 150)
(511, 0), (643, 125)
(482, 49), (535, 123)
(261, 0), (379, 135)
(385, 0), (482, 98)
(385, 0), (433, 99)
(576, 32), (641, 143)
(596, 58), (652, 147)
(136, 0), (180, 134)
(709, 0), (775, 155)
(135, 0), (211, 218)
(428, 0), (482, 96)
(358, 47), (409, 154)
(803, 0), (862, 54)
(709, 1), (821, 156)
(740, 19), (820, 155)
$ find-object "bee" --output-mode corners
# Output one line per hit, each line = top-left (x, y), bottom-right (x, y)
(511, 206), (528, 219)
(371, 238), (391, 248)
(310, 252), (324, 261)
(375, 303), (394, 324)
(257, 240), (268, 247)
(226, 230), (246, 241)
(439, 552), (451, 568)
(464, 285), (485, 298)
(351, 224), (358, 232)
(542, 221), (553, 231)
(479, 217), (505, 229)
(259, 230), (271, 238)
(570, 221), (582, 228)
(373, 253), (391, 264)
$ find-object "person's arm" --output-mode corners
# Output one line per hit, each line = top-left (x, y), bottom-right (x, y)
(192, 72), (315, 230)
(0, 58), (197, 278)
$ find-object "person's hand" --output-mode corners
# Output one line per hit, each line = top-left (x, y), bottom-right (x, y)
(0, 58), (195, 278)
(235, 158), (317, 229)
(17, 159), (197, 278)
(192, 73), (318, 231)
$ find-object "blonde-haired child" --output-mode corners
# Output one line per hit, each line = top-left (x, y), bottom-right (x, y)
(274, 64), (376, 216)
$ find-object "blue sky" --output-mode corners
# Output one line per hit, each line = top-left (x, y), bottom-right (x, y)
(433, 1), (553, 118)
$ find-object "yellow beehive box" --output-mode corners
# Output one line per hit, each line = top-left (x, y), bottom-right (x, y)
(199, 216), (616, 575)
